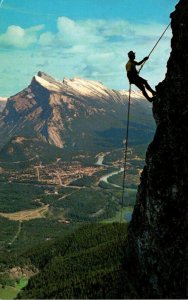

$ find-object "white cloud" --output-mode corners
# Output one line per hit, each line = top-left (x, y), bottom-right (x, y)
(56, 16), (105, 47)
(57, 17), (84, 46)
(0, 17), (172, 96)
(26, 24), (45, 33)
(0, 24), (44, 48)
(39, 31), (55, 46)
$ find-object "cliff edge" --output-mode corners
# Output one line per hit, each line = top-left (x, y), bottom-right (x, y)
(125, 0), (188, 298)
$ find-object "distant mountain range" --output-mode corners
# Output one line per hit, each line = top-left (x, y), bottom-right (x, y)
(0, 72), (155, 161)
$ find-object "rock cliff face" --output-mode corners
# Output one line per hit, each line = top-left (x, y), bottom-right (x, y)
(125, 0), (188, 298)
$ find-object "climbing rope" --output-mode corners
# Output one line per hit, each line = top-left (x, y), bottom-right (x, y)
(138, 22), (171, 74)
(0, 0), (4, 8)
(120, 84), (131, 223)
(120, 21), (172, 223)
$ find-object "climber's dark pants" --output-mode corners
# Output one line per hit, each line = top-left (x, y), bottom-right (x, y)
(128, 74), (155, 100)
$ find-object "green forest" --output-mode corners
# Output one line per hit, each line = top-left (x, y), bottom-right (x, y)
(0, 223), (132, 299)
(16, 223), (129, 299)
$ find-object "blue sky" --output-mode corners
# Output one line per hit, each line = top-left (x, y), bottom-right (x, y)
(0, 0), (178, 97)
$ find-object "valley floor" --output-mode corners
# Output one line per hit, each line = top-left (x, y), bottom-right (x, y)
(0, 147), (145, 298)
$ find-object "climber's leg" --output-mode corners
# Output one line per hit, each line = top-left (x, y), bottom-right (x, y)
(134, 81), (154, 102)
(144, 81), (156, 96)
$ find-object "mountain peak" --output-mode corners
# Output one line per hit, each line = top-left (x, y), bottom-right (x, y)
(33, 75), (62, 93)
(31, 72), (123, 102)
(62, 76), (125, 102)
(32, 72), (109, 97)
(31, 72), (63, 93)
(37, 71), (57, 83)
(0, 70), (153, 152)
(32, 72), (144, 101)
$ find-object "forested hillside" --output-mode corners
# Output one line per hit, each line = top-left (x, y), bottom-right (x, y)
(16, 223), (128, 299)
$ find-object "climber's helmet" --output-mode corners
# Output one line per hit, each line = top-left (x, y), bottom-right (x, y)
(128, 51), (135, 59)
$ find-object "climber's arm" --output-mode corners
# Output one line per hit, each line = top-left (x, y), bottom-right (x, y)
(135, 57), (149, 65)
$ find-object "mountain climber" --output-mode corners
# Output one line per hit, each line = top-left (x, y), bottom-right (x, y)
(126, 51), (156, 102)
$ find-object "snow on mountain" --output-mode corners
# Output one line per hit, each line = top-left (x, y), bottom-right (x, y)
(0, 97), (7, 101)
(63, 77), (115, 98)
(34, 75), (63, 93)
(34, 72), (125, 104)
(119, 90), (146, 100)
(0, 97), (7, 112)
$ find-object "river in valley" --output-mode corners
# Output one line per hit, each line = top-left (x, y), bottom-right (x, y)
(95, 153), (136, 222)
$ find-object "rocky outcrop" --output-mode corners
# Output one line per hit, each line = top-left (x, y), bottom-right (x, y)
(9, 266), (37, 280)
(125, 1), (188, 298)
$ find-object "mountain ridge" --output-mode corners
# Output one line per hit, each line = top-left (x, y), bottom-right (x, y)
(0, 71), (154, 159)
